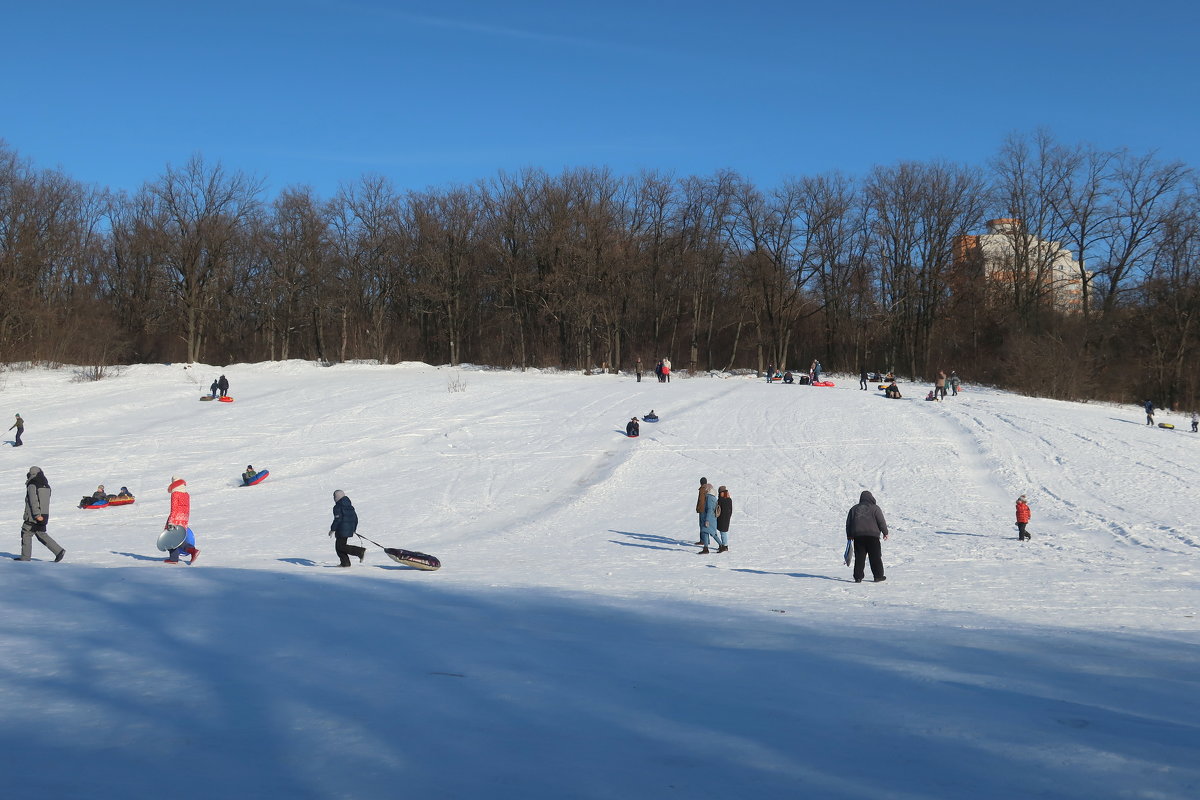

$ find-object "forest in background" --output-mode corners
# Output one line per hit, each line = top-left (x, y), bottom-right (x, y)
(2, 130), (1197, 409)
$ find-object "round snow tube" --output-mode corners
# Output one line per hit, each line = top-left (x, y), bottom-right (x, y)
(244, 469), (270, 486)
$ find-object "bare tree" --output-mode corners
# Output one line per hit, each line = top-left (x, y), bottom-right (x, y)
(328, 175), (408, 362)
(145, 155), (263, 362)
(1095, 150), (1191, 318)
(867, 161), (987, 378)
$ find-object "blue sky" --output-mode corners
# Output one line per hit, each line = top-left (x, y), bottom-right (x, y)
(3, 0), (1198, 197)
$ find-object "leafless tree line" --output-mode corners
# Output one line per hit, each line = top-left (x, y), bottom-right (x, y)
(1, 131), (1197, 408)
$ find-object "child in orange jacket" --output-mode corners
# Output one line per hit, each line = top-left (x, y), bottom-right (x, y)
(1015, 495), (1031, 541)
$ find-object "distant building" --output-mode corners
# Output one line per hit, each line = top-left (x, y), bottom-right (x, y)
(953, 218), (1089, 313)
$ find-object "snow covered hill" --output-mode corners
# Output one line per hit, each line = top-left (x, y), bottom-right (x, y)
(1, 362), (1196, 799)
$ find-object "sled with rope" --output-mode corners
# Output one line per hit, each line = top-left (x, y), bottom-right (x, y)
(356, 534), (441, 570)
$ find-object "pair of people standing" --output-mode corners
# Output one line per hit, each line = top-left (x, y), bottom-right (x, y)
(210, 375), (230, 399)
(694, 477), (732, 554)
(655, 359), (671, 382)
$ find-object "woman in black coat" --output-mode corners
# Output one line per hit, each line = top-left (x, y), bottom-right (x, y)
(329, 490), (366, 567)
(714, 486), (732, 553)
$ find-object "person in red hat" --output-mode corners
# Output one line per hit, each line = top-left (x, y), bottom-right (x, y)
(163, 477), (199, 563)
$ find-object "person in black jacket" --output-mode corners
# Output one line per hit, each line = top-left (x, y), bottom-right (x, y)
(217, 374), (229, 398)
(329, 490), (366, 567)
(626, 417), (640, 437)
(714, 486), (732, 553)
(859, 368), (869, 391)
(846, 490), (888, 583)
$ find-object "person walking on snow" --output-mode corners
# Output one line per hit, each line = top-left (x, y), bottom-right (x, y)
(329, 490), (366, 567)
(15, 466), (64, 562)
(210, 379), (219, 399)
(163, 477), (199, 563)
(697, 483), (719, 554)
(1015, 495), (1032, 541)
(846, 490), (888, 582)
(1192, 411), (1199, 432)
(217, 375), (229, 398)
(10, 413), (24, 446)
(693, 477), (708, 545)
(936, 371), (947, 401)
(949, 371), (961, 396)
(714, 485), (732, 553)
(859, 368), (869, 391)
(1144, 400), (1155, 426)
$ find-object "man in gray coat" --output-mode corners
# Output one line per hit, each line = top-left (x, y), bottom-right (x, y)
(846, 490), (888, 583)
(16, 466), (65, 562)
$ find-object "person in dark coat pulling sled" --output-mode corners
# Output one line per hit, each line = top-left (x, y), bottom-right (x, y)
(329, 490), (366, 567)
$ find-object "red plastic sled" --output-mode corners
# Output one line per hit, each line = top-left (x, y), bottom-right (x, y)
(811, 381), (835, 387)
(218, 396), (234, 403)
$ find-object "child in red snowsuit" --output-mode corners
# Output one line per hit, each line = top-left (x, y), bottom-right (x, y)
(1015, 495), (1031, 541)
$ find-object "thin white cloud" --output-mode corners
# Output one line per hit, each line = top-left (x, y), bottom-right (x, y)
(310, 0), (656, 55)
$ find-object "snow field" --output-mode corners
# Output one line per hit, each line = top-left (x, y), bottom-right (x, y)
(0, 362), (1196, 799)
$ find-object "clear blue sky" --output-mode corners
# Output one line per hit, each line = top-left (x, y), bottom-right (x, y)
(3, 0), (1198, 198)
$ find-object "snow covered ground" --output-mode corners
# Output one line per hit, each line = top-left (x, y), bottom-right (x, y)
(1, 361), (1196, 799)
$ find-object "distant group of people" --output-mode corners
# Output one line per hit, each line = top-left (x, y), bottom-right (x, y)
(694, 477), (733, 555)
(764, 359), (823, 384)
(860, 370), (893, 391)
(1143, 400), (1200, 431)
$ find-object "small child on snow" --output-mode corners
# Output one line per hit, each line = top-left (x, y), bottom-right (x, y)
(163, 477), (199, 563)
(1015, 495), (1031, 541)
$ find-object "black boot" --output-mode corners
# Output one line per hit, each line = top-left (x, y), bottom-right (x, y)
(697, 547), (710, 555)
(716, 545), (728, 553)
